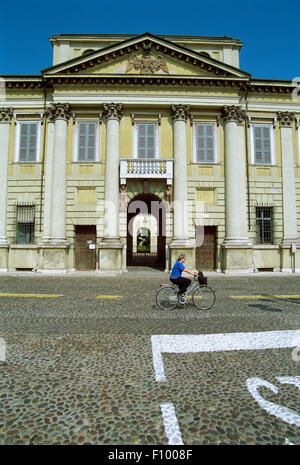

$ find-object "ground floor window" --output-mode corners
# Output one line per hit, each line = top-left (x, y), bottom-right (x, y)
(16, 204), (35, 243)
(256, 207), (273, 244)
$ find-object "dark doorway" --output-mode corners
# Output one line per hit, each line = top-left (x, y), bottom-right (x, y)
(127, 194), (166, 269)
(196, 225), (217, 271)
(74, 225), (97, 270)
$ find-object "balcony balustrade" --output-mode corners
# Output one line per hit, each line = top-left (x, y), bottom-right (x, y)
(120, 158), (173, 184)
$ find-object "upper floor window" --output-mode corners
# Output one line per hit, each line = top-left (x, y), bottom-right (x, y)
(75, 122), (98, 162)
(194, 123), (216, 163)
(16, 122), (40, 162)
(252, 125), (273, 164)
(136, 123), (157, 159)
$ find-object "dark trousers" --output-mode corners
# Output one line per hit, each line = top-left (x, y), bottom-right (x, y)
(170, 277), (191, 294)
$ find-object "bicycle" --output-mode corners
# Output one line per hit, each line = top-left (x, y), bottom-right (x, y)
(156, 272), (216, 311)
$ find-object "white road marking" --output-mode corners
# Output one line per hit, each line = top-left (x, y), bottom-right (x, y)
(160, 403), (183, 445)
(0, 337), (5, 362)
(151, 330), (300, 382)
(246, 377), (300, 427)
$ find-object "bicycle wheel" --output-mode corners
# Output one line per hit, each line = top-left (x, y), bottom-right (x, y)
(192, 285), (216, 310)
(156, 286), (179, 310)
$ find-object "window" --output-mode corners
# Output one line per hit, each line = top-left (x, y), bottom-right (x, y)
(195, 124), (216, 163)
(252, 125), (272, 164)
(136, 123), (157, 159)
(256, 207), (273, 244)
(16, 204), (35, 244)
(17, 122), (39, 162)
(76, 122), (97, 161)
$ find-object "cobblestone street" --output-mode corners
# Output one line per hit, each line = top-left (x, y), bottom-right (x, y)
(0, 272), (299, 445)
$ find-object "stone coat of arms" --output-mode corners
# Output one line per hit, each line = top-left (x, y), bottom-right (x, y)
(126, 53), (169, 74)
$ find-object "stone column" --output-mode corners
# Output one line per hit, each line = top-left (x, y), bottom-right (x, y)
(39, 104), (71, 272)
(169, 104), (194, 267)
(40, 107), (56, 242)
(277, 112), (299, 271)
(0, 108), (13, 270)
(99, 103), (123, 272)
(221, 105), (252, 272)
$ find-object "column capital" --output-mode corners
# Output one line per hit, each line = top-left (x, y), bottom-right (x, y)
(103, 103), (123, 121)
(0, 107), (13, 123)
(277, 111), (296, 128)
(170, 104), (190, 122)
(45, 103), (72, 122)
(221, 105), (247, 126)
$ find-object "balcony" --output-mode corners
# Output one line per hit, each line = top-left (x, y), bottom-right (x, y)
(120, 158), (173, 184)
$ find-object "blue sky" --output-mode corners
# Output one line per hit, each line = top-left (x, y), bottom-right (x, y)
(1, 0), (299, 80)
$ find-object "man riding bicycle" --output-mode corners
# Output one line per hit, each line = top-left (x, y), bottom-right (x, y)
(170, 254), (197, 297)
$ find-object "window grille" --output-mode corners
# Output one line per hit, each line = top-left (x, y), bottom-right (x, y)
(256, 207), (273, 244)
(77, 122), (97, 161)
(16, 203), (35, 244)
(137, 123), (156, 159)
(253, 126), (272, 164)
(195, 124), (215, 162)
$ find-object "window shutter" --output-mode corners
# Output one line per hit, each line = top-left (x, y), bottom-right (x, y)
(196, 124), (214, 162)
(87, 123), (96, 161)
(19, 123), (38, 161)
(78, 122), (96, 161)
(147, 124), (155, 159)
(137, 123), (156, 159)
(262, 126), (271, 163)
(254, 126), (271, 164)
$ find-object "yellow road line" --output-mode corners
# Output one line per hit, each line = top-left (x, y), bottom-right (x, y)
(231, 295), (300, 299)
(96, 296), (121, 299)
(0, 294), (61, 298)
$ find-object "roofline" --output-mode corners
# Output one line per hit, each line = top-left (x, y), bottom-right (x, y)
(43, 32), (249, 76)
(50, 33), (242, 43)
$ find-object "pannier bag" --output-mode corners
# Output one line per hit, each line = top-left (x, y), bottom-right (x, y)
(198, 271), (207, 286)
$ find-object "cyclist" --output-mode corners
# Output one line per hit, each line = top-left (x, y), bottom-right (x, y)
(170, 254), (197, 297)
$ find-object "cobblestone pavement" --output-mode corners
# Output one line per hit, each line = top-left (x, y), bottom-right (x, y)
(0, 272), (299, 445)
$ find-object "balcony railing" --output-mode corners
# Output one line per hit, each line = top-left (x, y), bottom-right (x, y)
(120, 158), (173, 183)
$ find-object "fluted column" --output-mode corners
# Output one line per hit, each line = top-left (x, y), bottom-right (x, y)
(278, 112), (298, 246)
(170, 104), (190, 247)
(0, 108), (13, 247)
(102, 103), (123, 243)
(222, 105), (250, 246)
(49, 104), (71, 245)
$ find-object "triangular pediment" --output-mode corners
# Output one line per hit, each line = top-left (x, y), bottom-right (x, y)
(42, 33), (250, 81)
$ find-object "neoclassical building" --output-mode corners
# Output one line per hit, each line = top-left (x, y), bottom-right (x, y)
(0, 32), (299, 273)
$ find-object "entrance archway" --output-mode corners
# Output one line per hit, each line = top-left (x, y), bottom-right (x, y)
(127, 193), (166, 269)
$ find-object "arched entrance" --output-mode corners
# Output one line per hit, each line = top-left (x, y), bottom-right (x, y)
(127, 193), (166, 269)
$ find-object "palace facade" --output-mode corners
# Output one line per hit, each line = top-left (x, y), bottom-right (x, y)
(0, 32), (299, 273)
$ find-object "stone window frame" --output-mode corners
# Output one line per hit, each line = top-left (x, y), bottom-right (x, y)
(14, 120), (41, 163)
(73, 119), (100, 163)
(192, 121), (218, 164)
(250, 123), (276, 166)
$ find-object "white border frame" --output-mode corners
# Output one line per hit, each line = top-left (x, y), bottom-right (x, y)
(192, 122), (218, 164)
(250, 124), (276, 165)
(133, 121), (159, 159)
(73, 120), (100, 162)
(15, 121), (41, 163)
